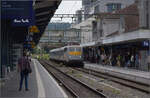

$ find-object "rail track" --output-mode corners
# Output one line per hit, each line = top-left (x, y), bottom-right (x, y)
(39, 60), (107, 98)
(73, 67), (150, 94)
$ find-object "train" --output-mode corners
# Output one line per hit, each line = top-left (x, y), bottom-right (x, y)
(49, 45), (84, 67)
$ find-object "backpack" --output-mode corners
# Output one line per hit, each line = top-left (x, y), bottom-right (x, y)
(22, 57), (32, 75)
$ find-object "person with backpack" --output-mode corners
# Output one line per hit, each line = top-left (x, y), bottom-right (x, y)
(18, 52), (32, 91)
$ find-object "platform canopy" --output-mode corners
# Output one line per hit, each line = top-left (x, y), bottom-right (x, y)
(102, 29), (150, 45)
(80, 42), (97, 47)
(33, 0), (62, 44)
(1, 0), (62, 44)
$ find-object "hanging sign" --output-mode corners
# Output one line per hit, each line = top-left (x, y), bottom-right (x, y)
(29, 26), (40, 33)
(143, 41), (149, 47)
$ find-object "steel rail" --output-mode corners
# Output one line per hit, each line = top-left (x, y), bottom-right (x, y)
(47, 60), (150, 93)
(39, 60), (78, 98)
(39, 60), (107, 98)
(74, 68), (150, 94)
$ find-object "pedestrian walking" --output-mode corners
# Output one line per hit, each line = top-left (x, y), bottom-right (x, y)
(18, 52), (32, 91)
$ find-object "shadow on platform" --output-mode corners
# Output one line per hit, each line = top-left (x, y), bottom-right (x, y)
(0, 61), (38, 98)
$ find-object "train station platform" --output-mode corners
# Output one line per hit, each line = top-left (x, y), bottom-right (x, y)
(0, 59), (67, 98)
(84, 62), (150, 85)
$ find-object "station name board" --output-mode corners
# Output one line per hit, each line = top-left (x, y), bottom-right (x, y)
(2, 0), (34, 26)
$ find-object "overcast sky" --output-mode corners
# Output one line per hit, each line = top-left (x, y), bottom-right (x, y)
(51, 1), (82, 23)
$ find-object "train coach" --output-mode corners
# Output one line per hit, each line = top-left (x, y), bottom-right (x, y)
(49, 45), (84, 67)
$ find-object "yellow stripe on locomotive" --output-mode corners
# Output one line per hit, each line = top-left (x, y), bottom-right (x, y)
(68, 51), (81, 56)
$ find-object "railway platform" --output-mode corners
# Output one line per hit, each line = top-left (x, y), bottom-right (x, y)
(0, 59), (67, 98)
(84, 62), (150, 86)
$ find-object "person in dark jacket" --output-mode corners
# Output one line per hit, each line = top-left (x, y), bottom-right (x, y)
(18, 52), (31, 91)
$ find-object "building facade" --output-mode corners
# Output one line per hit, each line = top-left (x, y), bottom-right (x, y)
(139, 0), (150, 29)
(82, 0), (135, 19)
(92, 0), (136, 42)
(72, 0), (150, 71)
(40, 23), (81, 44)
(73, 0), (136, 45)
(72, 17), (94, 44)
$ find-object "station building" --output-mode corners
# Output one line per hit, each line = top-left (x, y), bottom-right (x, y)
(73, 0), (150, 71)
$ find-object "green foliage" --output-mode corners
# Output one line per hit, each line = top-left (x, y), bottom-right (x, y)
(41, 54), (50, 60)
(31, 46), (49, 60)
(32, 47), (41, 54)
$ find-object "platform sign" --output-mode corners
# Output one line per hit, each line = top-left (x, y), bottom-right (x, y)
(29, 26), (40, 33)
(2, 0), (34, 26)
(31, 42), (35, 48)
(25, 35), (33, 42)
(24, 43), (31, 48)
(143, 41), (149, 47)
(24, 40), (35, 51)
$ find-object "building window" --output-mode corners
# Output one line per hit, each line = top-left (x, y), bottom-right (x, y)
(107, 3), (121, 12)
(94, 5), (100, 14)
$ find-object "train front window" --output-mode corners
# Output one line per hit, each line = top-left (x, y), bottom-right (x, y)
(69, 47), (75, 51)
(76, 47), (81, 51)
(64, 48), (67, 52)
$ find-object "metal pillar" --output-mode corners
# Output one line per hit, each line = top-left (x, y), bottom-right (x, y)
(1, 27), (7, 78)
(0, 27), (1, 79)
(1, 20), (10, 78)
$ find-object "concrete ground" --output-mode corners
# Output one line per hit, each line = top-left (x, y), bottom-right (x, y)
(0, 59), (68, 98)
(84, 62), (150, 85)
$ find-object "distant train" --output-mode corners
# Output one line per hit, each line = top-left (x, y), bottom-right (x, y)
(49, 45), (84, 67)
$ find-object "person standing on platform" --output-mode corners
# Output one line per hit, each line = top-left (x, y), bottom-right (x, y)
(122, 54), (126, 67)
(114, 54), (117, 66)
(111, 54), (116, 66)
(97, 54), (100, 64)
(147, 55), (150, 71)
(135, 53), (139, 69)
(125, 52), (129, 68)
(95, 54), (98, 63)
(138, 52), (141, 69)
(130, 54), (134, 68)
(127, 52), (131, 67)
(117, 54), (121, 67)
(101, 53), (105, 65)
(109, 54), (112, 66)
(18, 52), (32, 91)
